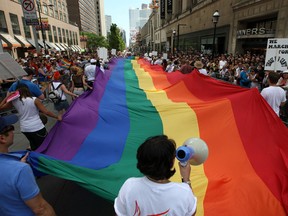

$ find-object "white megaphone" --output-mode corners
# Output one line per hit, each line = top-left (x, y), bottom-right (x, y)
(176, 138), (209, 166)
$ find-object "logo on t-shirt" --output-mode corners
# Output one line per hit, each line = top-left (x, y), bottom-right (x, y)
(133, 200), (170, 216)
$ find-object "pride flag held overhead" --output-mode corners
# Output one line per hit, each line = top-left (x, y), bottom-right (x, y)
(29, 57), (288, 215)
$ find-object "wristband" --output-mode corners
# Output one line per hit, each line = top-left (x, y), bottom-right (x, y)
(182, 178), (191, 185)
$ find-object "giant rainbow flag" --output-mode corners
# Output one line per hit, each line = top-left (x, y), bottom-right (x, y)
(29, 57), (288, 215)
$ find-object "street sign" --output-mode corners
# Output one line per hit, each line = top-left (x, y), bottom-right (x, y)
(20, 0), (39, 26)
(264, 38), (288, 71)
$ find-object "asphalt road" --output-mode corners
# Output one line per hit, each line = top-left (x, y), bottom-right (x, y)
(8, 100), (115, 216)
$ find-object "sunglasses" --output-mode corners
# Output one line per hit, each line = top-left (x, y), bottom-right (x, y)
(0, 125), (15, 135)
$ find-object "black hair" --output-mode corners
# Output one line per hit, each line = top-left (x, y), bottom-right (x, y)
(137, 135), (176, 180)
(23, 67), (34, 76)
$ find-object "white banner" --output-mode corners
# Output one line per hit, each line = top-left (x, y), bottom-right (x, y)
(264, 38), (288, 71)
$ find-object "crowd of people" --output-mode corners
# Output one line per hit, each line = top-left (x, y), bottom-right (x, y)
(145, 51), (288, 120)
(0, 49), (287, 215)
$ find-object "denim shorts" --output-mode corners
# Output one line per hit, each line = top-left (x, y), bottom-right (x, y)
(54, 100), (69, 111)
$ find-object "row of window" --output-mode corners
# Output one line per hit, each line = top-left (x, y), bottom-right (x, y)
(12, 0), (68, 23)
(0, 10), (78, 46)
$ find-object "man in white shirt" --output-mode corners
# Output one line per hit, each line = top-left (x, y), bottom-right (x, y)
(261, 71), (286, 116)
(219, 55), (227, 70)
(84, 59), (97, 89)
(194, 61), (208, 75)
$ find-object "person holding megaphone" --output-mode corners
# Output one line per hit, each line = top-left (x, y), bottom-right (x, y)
(114, 135), (197, 216)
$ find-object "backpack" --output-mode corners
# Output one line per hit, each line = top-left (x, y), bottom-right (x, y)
(48, 83), (62, 103)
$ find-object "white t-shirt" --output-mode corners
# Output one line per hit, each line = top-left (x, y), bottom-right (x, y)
(12, 97), (44, 132)
(84, 64), (96, 81)
(219, 60), (227, 70)
(261, 86), (286, 116)
(114, 176), (197, 216)
(198, 68), (208, 75)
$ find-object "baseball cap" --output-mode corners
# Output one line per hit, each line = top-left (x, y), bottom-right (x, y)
(90, 59), (97, 63)
(0, 115), (18, 134)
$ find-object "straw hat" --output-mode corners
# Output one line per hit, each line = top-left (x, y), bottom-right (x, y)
(194, 61), (204, 69)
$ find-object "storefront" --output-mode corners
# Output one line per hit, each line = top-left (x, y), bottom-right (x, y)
(235, 16), (277, 55)
(177, 25), (230, 55)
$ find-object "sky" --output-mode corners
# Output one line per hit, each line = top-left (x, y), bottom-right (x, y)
(104, 0), (151, 47)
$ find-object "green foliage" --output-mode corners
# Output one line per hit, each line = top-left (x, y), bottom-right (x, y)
(107, 24), (126, 51)
(84, 32), (108, 50)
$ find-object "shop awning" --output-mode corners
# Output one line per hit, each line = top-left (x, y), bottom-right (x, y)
(55, 43), (65, 51)
(70, 45), (77, 51)
(14, 35), (31, 47)
(45, 41), (53, 49)
(0, 33), (21, 48)
(62, 43), (69, 49)
(72, 45), (81, 52)
(75, 45), (82, 51)
(49, 42), (60, 51)
(1, 40), (7, 48)
(38, 40), (44, 48)
(0, 52), (27, 79)
(60, 43), (68, 50)
(26, 38), (36, 47)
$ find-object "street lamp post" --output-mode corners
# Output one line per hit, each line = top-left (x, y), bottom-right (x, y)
(177, 24), (186, 52)
(172, 30), (176, 55)
(212, 10), (220, 59)
(36, 1), (53, 54)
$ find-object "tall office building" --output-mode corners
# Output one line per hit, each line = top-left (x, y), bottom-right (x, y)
(129, 4), (151, 45)
(119, 28), (127, 45)
(67, 0), (105, 36)
(95, 0), (106, 37)
(106, 15), (112, 35)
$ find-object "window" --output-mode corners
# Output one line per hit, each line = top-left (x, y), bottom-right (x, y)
(49, 7), (54, 17)
(22, 17), (31, 38)
(58, 27), (62, 43)
(74, 32), (78, 45)
(62, 2), (65, 12)
(43, 5), (48, 14)
(9, 13), (21, 35)
(73, 32), (76, 45)
(62, 29), (66, 43)
(0, 10), (8, 33)
(54, 9), (58, 19)
(66, 29), (69, 42)
(69, 30), (73, 45)
(48, 25), (53, 42)
(59, 11), (63, 21)
(53, 26), (58, 42)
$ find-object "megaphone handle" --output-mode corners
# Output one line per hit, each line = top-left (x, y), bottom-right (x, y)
(180, 161), (188, 167)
